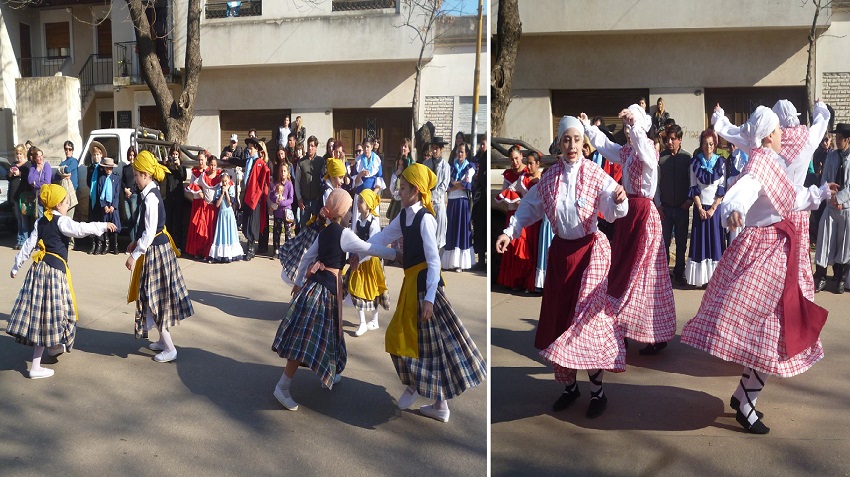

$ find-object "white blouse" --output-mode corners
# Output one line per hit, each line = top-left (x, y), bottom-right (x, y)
(13, 214), (110, 275)
(295, 227), (396, 287)
(447, 161), (476, 200)
(585, 121), (658, 198)
(721, 175), (831, 228)
(505, 160), (628, 241)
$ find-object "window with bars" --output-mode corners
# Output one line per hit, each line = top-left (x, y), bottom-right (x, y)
(332, 0), (395, 12)
(45, 22), (70, 58)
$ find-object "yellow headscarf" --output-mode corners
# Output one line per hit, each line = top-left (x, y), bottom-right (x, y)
(359, 189), (380, 217)
(324, 158), (346, 179)
(133, 150), (171, 182)
(40, 184), (67, 221)
(401, 163), (437, 216)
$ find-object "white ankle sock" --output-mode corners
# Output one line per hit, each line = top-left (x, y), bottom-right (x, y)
(588, 369), (604, 399)
(358, 310), (366, 325)
(160, 329), (176, 353)
(433, 399), (449, 411)
(371, 311), (379, 322)
(277, 371), (292, 390)
(736, 367), (768, 425)
(32, 346), (45, 370)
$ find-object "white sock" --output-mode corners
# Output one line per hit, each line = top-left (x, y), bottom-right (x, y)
(433, 399), (449, 411)
(277, 371), (292, 390)
(32, 346), (45, 370)
(358, 310), (366, 325)
(371, 310), (379, 323)
(588, 369), (604, 399)
(160, 328), (176, 353)
(732, 367), (753, 407)
(736, 367), (768, 425)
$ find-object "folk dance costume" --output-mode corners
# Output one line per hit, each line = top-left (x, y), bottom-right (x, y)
(725, 148), (749, 242)
(353, 149), (385, 216)
(185, 166), (221, 259)
(681, 107), (831, 434)
(584, 105), (676, 349)
(368, 164), (486, 423)
(127, 151), (194, 363)
(271, 190), (396, 410)
(495, 167), (534, 289)
(423, 155), (450, 249)
(685, 149), (726, 287)
(241, 148), (270, 260)
(441, 156), (476, 270)
(280, 159), (347, 284)
(209, 174), (243, 262)
(815, 137), (850, 293)
(503, 116), (629, 418)
(7, 185), (112, 379)
(716, 100), (830, 295)
(532, 216), (554, 292)
(346, 189), (392, 337)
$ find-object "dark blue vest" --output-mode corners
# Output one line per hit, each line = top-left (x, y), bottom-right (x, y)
(355, 218), (373, 241)
(308, 222), (347, 291)
(37, 216), (70, 271)
(136, 187), (169, 246)
(400, 207), (443, 291)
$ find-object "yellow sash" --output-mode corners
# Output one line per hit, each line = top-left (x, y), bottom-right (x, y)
(348, 256), (388, 301)
(32, 239), (79, 321)
(386, 261), (434, 359)
(127, 227), (180, 303)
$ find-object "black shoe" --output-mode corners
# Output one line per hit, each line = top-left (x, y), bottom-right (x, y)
(815, 277), (827, 293)
(88, 239), (97, 255)
(735, 409), (770, 434)
(837, 280), (846, 294)
(94, 237), (105, 255)
(109, 233), (118, 254)
(552, 386), (581, 412)
(730, 396), (764, 419)
(638, 342), (668, 356)
(585, 393), (608, 419)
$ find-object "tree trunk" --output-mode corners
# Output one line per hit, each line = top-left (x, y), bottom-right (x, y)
(490, 0), (521, 137)
(805, 0), (822, 122)
(127, 0), (202, 144)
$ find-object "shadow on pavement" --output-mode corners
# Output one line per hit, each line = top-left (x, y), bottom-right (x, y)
(189, 289), (288, 321)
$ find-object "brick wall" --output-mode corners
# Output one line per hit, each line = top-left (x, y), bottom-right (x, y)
(823, 72), (850, 125)
(424, 96), (454, 140)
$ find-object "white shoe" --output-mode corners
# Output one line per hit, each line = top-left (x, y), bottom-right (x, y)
(153, 349), (177, 363)
(420, 404), (450, 423)
(29, 367), (55, 379)
(355, 323), (368, 336)
(367, 318), (379, 330)
(274, 386), (299, 410)
(321, 373), (342, 389)
(47, 344), (66, 357)
(149, 342), (165, 351)
(397, 387), (419, 410)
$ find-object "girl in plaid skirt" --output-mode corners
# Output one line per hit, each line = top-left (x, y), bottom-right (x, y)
(271, 189), (397, 411)
(7, 184), (116, 379)
(368, 164), (486, 423)
(345, 188), (391, 337)
(681, 106), (836, 435)
(125, 151), (194, 364)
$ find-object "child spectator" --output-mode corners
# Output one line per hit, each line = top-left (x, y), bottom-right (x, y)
(270, 163), (295, 258)
(95, 157), (121, 254)
(209, 171), (242, 263)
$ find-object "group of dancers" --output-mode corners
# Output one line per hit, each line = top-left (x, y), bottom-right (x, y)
(497, 101), (836, 434)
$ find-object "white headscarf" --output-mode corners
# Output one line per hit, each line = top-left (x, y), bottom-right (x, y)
(772, 100), (801, 128)
(558, 116), (584, 142)
(626, 104), (652, 132)
(739, 106), (780, 151)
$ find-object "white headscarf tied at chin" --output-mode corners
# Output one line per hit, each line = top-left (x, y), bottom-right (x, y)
(772, 100), (801, 128)
(626, 104), (653, 132)
(558, 116), (584, 142)
(739, 106), (780, 151)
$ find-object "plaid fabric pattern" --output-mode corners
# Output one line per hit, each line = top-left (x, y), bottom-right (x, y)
(539, 231), (627, 372)
(792, 210), (815, 300)
(538, 159), (607, 234)
(553, 364), (577, 384)
(7, 261), (76, 348)
(609, 203), (677, 343)
(744, 148), (795, 217)
(681, 226), (824, 377)
(390, 288), (486, 400)
(279, 222), (323, 283)
(272, 281), (345, 389)
(134, 242), (194, 339)
(780, 125), (809, 166)
(619, 138), (657, 197)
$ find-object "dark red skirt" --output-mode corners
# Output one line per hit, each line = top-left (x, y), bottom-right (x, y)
(607, 195), (651, 298)
(185, 200), (217, 257)
(497, 211), (535, 289)
(535, 233), (595, 350)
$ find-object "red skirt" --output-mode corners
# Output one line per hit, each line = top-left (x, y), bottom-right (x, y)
(791, 210), (814, 300)
(185, 200), (217, 257)
(538, 231), (625, 372)
(607, 195), (676, 343)
(497, 211), (535, 289)
(524, 220), (542, 292)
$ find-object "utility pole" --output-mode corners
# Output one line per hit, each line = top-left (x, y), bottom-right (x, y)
(470, 0), (483, 143)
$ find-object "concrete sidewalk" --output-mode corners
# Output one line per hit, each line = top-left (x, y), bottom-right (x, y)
(492, 283), (850, 476)
(0, 241), (487, 476)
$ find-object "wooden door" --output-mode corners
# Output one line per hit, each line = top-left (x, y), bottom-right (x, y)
(333, 107), (412, 180)
(20, 23), (32, 77)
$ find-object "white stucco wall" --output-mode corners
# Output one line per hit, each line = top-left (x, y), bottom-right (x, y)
(15, 76), (82, 164)
(501, 91), (552, 152)
(186, 110), (220, 151)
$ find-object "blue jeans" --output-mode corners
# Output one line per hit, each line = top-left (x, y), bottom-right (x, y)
(661, 205), (690, 278)
(121, 193), (139, 240)
(12, 199), (29, 246)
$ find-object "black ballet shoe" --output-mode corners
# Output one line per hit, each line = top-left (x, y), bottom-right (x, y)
(730, 396), (764, 419)
(735, 410), (770, 434)
(585, 393), (608, 419)
(552, 386), (581, 412)
(638, 342), (668, 356)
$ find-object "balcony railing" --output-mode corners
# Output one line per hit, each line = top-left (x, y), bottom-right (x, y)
(18, 56), (71, 78)
(332, 0), (395, 11)
(79, 54), (113, 101)
(205, 1), (262, 19)
(114, 39), (174, 85)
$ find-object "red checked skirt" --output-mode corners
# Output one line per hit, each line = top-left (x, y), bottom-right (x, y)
(792, 210), (815, 300)
(681, 225), (824, 377)
(606, 196), (676, 343)
(537, 231), (626, 373)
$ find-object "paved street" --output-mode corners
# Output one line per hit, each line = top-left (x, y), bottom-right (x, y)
(0, 237), (487, 476)
(492, 281), (850, 476)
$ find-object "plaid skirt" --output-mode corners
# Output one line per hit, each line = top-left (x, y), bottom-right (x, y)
(271, 280), (345, 389)
(343, 257), (391, 312)
(390, 288), (486, 400)
(7, 262), (76, 348)
(134, 241), (194, 339)
(681, 225), (824, 377)
(792, 210), (815, 300)
(280, 221), (323, 284)
(607, 200), (677, 343)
